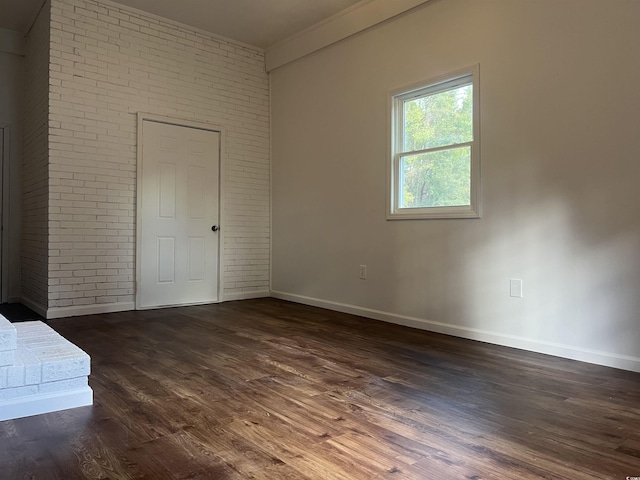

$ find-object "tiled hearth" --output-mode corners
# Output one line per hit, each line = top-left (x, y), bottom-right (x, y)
(0, 316), (92, 421)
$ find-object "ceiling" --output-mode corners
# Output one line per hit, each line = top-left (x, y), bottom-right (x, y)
(0, 0), (365, 49)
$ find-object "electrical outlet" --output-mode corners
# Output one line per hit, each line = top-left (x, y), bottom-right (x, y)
(359, 265), (367, 280)
(510, 278), (523, 298)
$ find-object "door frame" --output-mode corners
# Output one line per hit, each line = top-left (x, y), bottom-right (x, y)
(135, 113), (225, 310)
(0, 123), (10, 304)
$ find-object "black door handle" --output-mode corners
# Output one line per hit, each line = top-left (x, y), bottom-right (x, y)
(211, 225), (219, 232)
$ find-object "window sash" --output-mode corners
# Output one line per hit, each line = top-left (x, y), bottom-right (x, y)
(396, 140), (474, 160)
(388, 65), (480, 220)
(398, 77), (473, 155)
(395, 74), (473, 103)
(396, 143), (472, 208)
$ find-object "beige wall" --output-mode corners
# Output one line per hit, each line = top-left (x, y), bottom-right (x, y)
(271, 0), (640, 370)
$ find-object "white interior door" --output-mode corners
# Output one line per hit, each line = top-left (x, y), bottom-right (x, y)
(138, 120), (220, 308)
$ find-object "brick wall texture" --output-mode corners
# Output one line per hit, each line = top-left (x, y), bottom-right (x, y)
(22, 1), (52, 310)
(41, 0), (270, 311)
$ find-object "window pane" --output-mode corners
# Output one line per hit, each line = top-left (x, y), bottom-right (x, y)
(403, 84), (473, 152)
(400, 146), (471, 208)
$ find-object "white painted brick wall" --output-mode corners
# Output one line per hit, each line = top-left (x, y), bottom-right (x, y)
(22, 1), (52, 312)
(46, 0), (270, 310)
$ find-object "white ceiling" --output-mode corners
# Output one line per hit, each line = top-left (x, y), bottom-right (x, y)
(0, 0), (365, 49)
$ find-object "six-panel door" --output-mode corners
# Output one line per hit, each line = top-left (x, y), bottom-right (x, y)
(139, 120), (220, 308)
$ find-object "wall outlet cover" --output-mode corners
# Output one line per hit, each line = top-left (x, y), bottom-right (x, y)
(510, 278), (523, 298)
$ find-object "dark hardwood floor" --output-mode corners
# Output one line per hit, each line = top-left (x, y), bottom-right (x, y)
(0, 303), (44, 322)
(1, 298), (639, 479)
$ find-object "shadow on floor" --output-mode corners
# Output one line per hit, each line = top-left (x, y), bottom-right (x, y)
(0, 303), (44, 323)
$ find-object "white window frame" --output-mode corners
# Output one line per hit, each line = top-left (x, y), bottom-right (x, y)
(388, 65), (480, 220)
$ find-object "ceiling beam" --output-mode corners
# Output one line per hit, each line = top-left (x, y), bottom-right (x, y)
(265, 0), (431, 72)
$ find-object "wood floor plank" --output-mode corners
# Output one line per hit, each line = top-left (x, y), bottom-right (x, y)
(1, 298), (639, 479)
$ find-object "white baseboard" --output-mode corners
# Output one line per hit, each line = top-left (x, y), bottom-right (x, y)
(270, 291), (640, 373)
(46, 293), (270, 318)
(223, 290), (271, 302)
(19, 296), (47, 318)
(47, 302), (135, 319)
(0, 387), (93, 421)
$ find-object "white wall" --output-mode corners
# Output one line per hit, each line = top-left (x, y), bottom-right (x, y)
(45, 0), (270, 317)
(0, 29), (25, 302)
(271, 0), (640, 371)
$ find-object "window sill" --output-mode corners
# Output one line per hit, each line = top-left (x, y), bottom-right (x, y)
(387, 205), (480, 220)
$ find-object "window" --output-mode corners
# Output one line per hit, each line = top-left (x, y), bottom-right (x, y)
(389, 65), (480, 219)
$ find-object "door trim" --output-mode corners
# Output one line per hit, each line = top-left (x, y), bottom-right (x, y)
(135, 113), (225, 310)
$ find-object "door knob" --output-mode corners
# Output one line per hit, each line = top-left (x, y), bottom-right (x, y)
(211, 225), (219, 232)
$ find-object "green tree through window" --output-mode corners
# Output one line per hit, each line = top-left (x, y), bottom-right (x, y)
(389, 67), (479, 219)
(401, 84), (472, 207)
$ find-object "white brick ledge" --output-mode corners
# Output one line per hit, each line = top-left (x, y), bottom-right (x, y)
(0, 387), (93, 422)
(0, 316), (17, 367)
(0, 321), (93, 421)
